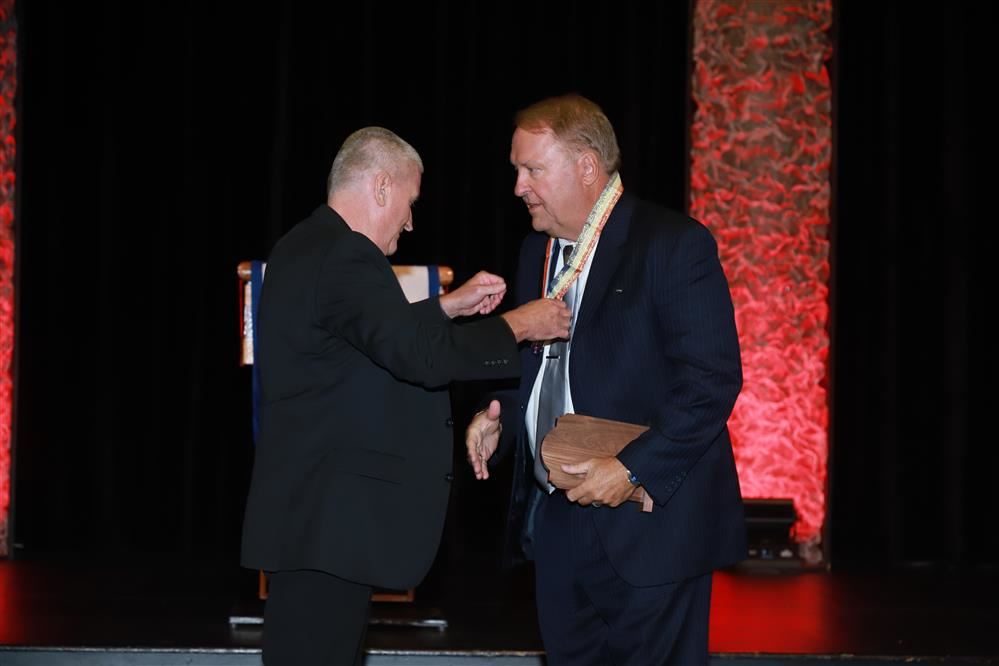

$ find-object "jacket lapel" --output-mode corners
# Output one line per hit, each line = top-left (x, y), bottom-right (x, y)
(574, 192), (636, 332)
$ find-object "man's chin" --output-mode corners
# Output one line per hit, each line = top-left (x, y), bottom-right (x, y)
(530, 217), (552, 234)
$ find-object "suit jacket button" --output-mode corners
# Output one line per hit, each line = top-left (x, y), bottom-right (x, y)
(444, 472), (454, 482)
(445, 417), (453, 428)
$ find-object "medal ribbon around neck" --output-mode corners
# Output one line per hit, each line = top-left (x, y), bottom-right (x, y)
(542, 171), (623, 300)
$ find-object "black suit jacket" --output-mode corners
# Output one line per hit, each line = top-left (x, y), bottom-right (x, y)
(500, 193), (747, 586)
(241, 205), (520, 590)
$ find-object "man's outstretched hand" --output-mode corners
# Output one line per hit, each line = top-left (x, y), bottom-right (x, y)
(439, 271), (507, 318)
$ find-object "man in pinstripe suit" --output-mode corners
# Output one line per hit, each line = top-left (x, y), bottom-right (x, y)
(466, 94), (746, 664)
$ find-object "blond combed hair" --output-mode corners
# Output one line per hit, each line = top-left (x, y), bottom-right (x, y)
(515, 94), (621, 174)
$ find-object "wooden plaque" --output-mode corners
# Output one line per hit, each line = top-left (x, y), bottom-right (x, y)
(542, 413), (655, 512)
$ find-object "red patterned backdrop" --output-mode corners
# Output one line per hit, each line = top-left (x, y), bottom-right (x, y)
(690, 0), (832, 560)
(0, 0), (14, 557)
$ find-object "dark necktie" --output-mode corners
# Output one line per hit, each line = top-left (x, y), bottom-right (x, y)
(533, 242), (576, 490)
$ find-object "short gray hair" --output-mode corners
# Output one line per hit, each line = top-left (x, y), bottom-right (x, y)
(326, 127), (424, 197)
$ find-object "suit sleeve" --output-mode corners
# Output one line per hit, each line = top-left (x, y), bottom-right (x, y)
(314, 232), (521, 388)
(615, 222), (743, 506)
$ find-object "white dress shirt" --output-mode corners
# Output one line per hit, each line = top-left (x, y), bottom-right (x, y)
(525, 234), (601, 491)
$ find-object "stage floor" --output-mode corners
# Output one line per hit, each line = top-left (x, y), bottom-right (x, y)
(0, 555), (997, 664)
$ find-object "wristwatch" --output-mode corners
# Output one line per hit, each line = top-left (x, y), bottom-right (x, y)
(626, 469), (640, 486)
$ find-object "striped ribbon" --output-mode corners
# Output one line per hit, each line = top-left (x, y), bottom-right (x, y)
(543, 171), (623, 299)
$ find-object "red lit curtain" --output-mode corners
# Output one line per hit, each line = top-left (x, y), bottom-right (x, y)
(690, 0), (833, 558)
(0, 0), (15, 557)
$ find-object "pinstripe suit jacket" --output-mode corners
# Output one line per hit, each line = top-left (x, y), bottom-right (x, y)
(501, 192), (747, 586)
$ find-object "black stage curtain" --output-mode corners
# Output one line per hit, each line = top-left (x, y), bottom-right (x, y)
(12, 2), (691, 562)
(12, 1), (993, 570)
(830, 1), (994, 567)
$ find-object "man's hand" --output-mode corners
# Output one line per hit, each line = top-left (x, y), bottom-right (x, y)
(501, 298), (571, 342)
(563, 456), (635, 508)
(465, 400), (502, 480)
(439, 271), (507, 318)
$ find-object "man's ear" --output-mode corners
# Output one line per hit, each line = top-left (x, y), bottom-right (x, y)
(579, 152), (600, 186)
(373, 170), (391, 206)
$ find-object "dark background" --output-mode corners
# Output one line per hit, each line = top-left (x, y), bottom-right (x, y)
(10, 1), (994, 572)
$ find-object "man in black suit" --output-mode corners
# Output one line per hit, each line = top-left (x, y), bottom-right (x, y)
(466, 95), (746, 664)
(241, 127), (569, 665)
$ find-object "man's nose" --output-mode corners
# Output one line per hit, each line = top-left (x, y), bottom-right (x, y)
(514, 173), (528, 198)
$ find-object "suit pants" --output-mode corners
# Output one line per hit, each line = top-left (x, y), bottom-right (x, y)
(534, 492), (713, 665)
(262, 569), (372, 666)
